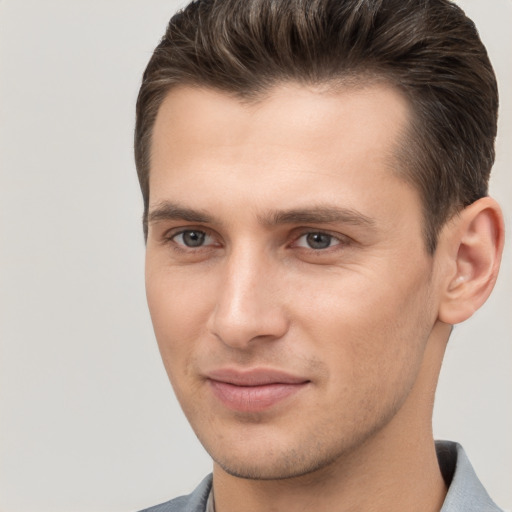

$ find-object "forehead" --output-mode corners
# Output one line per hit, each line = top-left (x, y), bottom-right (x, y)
(149, 82), (414, 221)
(151, 82), (411, 163)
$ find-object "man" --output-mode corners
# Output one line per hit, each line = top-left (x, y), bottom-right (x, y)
(135, 0), (505, 511)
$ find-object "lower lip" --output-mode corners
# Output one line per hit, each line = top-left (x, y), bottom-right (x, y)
(208, 380), (307, 412)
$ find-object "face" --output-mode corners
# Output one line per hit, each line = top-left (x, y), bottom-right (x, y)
(145, 83), (443, 480)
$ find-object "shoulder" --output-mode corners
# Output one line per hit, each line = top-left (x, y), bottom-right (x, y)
(137, 474), (213, 512)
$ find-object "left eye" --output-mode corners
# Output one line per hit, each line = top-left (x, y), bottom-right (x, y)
(295, 232), (340, 250)
(172, 230), (213, 248)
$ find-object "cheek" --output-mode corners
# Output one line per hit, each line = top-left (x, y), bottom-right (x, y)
(145, 265), (215, 375)
(146, 281), (207, 413)
(297, 263), (435, 388)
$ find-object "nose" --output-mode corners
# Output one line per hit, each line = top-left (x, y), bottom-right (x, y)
(206, 245), (289, 350)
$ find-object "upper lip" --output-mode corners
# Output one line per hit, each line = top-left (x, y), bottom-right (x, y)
(206, 368), (309, 386)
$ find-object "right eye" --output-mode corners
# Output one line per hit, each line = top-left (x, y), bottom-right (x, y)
(171, 229), (214, 248)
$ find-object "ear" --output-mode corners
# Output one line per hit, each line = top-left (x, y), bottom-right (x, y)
(438, 197), (505, 325)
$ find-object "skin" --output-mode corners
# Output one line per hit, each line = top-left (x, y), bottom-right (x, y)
(144, 83), (503, 512)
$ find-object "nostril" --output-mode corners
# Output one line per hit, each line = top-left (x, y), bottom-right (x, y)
(206, 254), (289, 348)
(207, 300), (289, 349)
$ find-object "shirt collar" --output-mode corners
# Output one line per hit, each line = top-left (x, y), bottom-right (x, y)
(437, 441), (503, 512)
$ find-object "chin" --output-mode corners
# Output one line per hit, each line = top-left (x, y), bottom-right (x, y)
(215, 457), (325, 481)
(208, 438), (349, 481)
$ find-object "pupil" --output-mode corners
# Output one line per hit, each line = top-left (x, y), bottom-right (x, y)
(183, 231), (205, 247)
(306, 233), (331, 249)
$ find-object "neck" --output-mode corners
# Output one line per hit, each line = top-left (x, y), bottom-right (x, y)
(212, 322), (451, 512)
(213, 432), (447, 512)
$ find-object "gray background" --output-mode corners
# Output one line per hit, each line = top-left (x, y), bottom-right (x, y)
(0, 1), (510, 511)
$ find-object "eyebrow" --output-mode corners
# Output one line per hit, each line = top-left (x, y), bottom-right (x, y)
(147, 201), (375, 228)
(261, 206), (376, 227)
(148, 202), (215, 225)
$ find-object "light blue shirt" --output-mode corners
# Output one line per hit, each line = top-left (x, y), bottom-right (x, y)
(139, 441), (504, 512)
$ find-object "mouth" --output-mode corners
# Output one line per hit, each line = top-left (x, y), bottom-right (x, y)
(206, 368), (310, 413)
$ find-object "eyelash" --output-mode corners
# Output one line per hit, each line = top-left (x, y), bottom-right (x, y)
(163, 228), (218, 252)
(292, 231), (345, 251)
(163, 228), (350, 253)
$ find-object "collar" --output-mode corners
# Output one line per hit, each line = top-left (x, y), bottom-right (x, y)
(437, 441), (503, 512)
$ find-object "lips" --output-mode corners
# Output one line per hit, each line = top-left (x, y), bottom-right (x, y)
(206, 369), (309, 412)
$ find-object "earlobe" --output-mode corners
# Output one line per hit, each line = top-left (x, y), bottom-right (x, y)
(438, 197), (505, 325)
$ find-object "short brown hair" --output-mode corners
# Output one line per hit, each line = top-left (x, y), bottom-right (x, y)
(135, 0), (498, 252)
